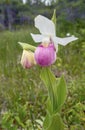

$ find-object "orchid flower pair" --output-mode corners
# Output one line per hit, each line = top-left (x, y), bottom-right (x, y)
(21, 15), (78, 68)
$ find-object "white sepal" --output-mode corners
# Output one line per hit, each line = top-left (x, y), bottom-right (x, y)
(31, 33), (44, 43)
(35, 15), (56, 36)
(54, 35), (78, 46)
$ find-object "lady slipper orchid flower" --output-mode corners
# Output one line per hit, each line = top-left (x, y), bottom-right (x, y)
(31, 15), (78, 67)
(35, 42), (56, 67)
(21, 50), (36, 69)
(31, 15), (78, 50)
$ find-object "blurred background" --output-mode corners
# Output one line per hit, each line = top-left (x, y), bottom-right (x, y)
(0, 0), (85, 130)
(0, 0), (85, 30)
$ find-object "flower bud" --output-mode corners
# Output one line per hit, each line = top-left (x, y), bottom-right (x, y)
(34, 43), (56, 67)
(21, 50), (36, 69)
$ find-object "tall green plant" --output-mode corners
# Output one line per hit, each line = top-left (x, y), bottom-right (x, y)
(18, 10), (78, 130)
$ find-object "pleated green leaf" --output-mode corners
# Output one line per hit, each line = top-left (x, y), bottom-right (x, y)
(43, 113), (65, 130)
(56, 76), (67, 108)
(40, 67), (56, 113)
(40, 68), (67, 113)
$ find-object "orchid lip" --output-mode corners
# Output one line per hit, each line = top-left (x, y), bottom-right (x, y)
(34, 43), (56, 67)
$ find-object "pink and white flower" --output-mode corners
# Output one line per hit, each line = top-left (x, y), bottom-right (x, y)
(31, 15), (78, 67)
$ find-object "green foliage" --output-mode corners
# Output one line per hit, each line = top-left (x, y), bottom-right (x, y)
(40, 67), (67, 129)
(0, 28), (46, 129)
(43, 113), (65, 130)
(61, 77), (85, 130)
(40, 68), (67, 114)
(18, 42), (36, 51)
(1, 100), (44, 129)
(0, 16), (85, 130)
(56, 76), (67, 111)
(1, 102), (33, 129)
(51, 9), (56, 30)
(40, 67), (56, 113)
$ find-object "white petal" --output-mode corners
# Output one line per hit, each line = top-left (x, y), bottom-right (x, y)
(31, 33), (44, 42)
(35, 15), (56, 36)
(54, 35), (78, 46)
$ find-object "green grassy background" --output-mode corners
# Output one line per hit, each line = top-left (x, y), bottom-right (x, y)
(0, 22), (85, 129)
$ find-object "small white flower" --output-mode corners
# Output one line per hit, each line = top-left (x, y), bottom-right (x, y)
(66, 33), (71, 36)
(31, 15), (78, 51)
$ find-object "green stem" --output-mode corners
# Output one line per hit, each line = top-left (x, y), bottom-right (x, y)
(46, 68), (55, 112)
